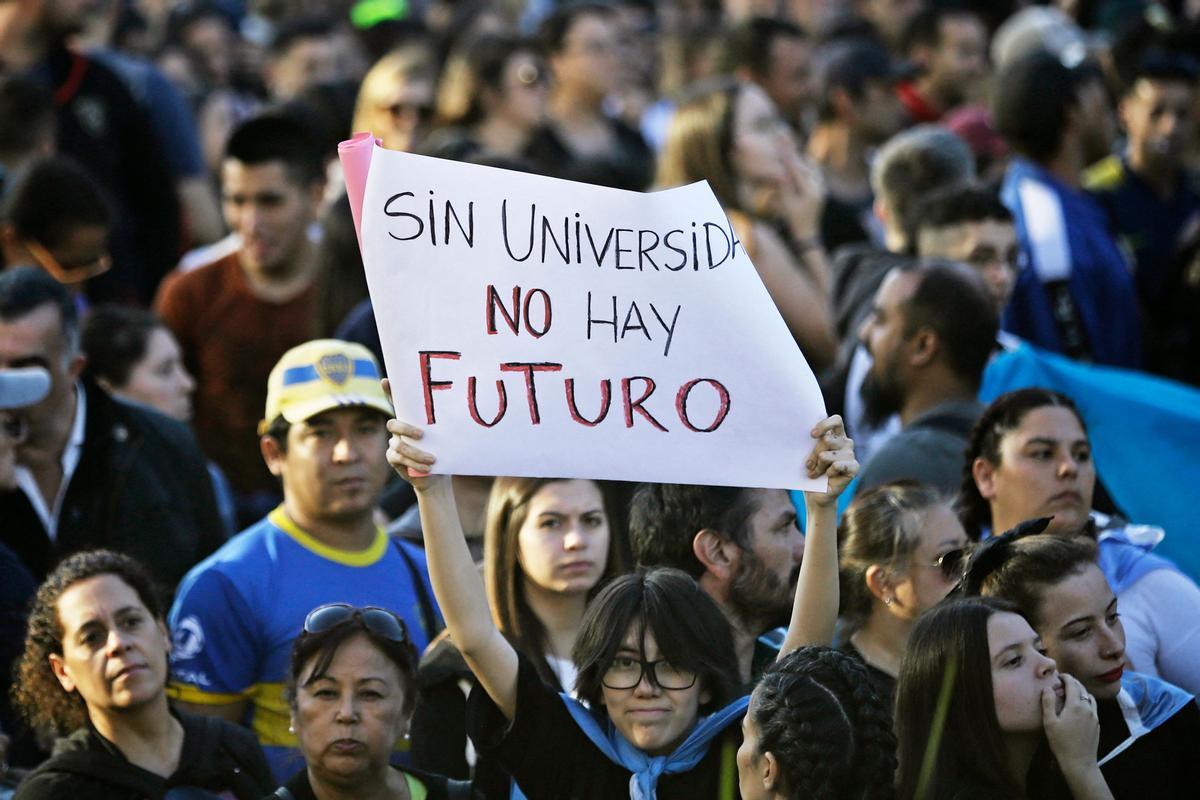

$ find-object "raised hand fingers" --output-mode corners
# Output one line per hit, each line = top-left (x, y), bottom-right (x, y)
(385, 419), (436, 475)
(810, 414), (846, 441)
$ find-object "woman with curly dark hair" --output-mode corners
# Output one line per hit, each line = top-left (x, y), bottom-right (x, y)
(11, 550), (272, 799)
(736, 646), (897, 800)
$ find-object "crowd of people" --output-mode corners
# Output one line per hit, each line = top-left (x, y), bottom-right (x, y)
(1, 0), (1200, 798)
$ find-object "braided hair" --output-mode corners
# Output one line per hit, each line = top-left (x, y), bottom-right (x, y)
(957, 388), (1087, 539)
(749, 647), (897, 800)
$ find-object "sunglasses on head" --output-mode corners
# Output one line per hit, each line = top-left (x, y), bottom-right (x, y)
(303, 603), (410, 643)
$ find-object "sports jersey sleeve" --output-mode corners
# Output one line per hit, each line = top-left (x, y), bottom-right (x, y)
(168, 566), (262, 704)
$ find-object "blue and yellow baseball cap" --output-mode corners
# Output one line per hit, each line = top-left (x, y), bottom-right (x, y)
(261, 340), (392, 432)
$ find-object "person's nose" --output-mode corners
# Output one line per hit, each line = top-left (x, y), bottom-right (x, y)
(633, 667), (662, 698)
(105, 627), (133, 656)
(1159, 110), (1181, 138)
(336, 693), (359, 724)
(1056, 452), (1080, 479)
(1035, 652), (1057, 679)
(562, 521), (585, 551)
(792, 530), (805, 563)
(857, 315), (874, 349)
(1097, 624), (1124, 660)
(331, 433), (361, 464)
(239, 203), (264, 237)
(178, 365), (196, 394)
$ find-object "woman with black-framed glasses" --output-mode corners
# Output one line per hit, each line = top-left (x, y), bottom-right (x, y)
(837, 481), (969, 705)
(386, 411), (858, 799)
(271, 603), (468, 800)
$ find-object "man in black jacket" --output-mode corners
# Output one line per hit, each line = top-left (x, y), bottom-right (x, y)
(0, 268), (223, 590)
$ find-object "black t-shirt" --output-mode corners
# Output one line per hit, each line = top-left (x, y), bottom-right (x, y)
(466, 655), (742, 799)
(1027, 695), (1200, 799)
(837, 639), (897, 711)
(522, 119), (654, 192)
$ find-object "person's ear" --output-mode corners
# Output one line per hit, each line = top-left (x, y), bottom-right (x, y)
(49, 653), (75, 694)
(873, 195), (890, 227)
(306, 178), (326, 219)
(908, 327), (939, 367)
(66, 353), (87, 383)
(261, 434), (286, 476)
(692, 529), (738, 582)
(865, 563), (895, 605)
(831, 87), (855, 121)
(1116, 96), (1132, 133)
(972, 456), (997, 500)
(761, 750), (782, 791)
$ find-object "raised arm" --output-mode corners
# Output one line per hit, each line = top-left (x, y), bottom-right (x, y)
(386, 417), (520, 720)
(779, 415), (856, 658)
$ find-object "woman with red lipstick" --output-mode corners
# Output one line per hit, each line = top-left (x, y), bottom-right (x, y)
(12, 550), (273, 800)
(410, 477), (628, 796)
(386, 414), (855, 798)
(966, 532), (1200, 799)
(959, 388), (1200, 697)
(895, 597), (1113, 800)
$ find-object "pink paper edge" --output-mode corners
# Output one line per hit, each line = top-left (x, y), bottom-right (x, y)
(338, 132), (379, 252)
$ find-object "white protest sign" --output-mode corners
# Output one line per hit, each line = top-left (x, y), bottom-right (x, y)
(340, 134), (827, 490)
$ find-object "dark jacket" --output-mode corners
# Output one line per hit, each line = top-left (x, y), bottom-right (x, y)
(855, 399), (984, 496)
(14, 709), (274, 800)
(411, 633), (521, 799)
(0, 379), (224, 590)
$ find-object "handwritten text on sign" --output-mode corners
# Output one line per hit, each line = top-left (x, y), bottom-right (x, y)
(341, 137), (826, 489)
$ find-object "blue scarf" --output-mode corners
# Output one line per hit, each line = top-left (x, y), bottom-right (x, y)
(1099, 671), (1195, 766)
(512, 694), (748, 799)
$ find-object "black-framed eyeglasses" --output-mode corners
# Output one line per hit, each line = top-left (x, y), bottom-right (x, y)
(602, 656), (697, 691)
(1, 412), (27, 443)
(303, 603), (410, 643)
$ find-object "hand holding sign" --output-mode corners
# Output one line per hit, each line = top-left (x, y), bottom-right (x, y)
(342, 134), (828, 490)
(388, 414), (855, 501)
